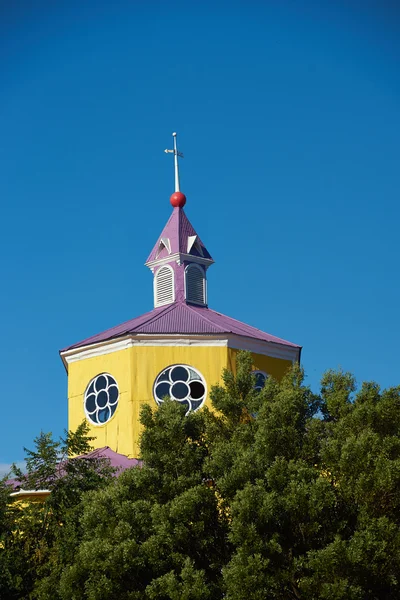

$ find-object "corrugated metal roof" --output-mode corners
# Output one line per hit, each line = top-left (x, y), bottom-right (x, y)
(146, 207), (212, 263)
(61, 301), (300, 351)
(7, 446), (141, 490)
(82, 446), (142, 469)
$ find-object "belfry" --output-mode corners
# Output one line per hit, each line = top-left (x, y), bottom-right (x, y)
(60, 134), (301, 458)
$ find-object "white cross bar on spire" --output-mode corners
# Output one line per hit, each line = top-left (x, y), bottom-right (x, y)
(164, 132), (184, 192)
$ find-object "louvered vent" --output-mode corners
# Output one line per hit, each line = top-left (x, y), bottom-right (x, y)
(185, 264), (206, 305)
(154, 266), (174, 307)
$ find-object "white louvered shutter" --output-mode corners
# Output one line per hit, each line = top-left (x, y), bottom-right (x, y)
(186, 264), (206, 305)
(155, 266), (174, 307)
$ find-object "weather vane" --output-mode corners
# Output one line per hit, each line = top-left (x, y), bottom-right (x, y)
(164, 132), (183, 192)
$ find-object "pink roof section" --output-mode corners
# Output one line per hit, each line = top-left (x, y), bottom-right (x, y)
(146, 207), (212, 263)
(61, 301), (300, 352)
(7, 447), (141, 490)
(81, 446), (141, 470)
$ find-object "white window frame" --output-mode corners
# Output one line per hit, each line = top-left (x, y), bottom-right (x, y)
(152, 363), (207, 414)
(83, 372), (119, 427)
(156, 237), (171, 258)
(184, 263), (207, 306)
(154, 264), (175, 307)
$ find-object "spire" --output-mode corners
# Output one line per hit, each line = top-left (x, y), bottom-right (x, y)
(145, 133), (213, 309)
(165, 132), (186, 208)
(165, 132), (182, 192)
(146, 208), (213, 264)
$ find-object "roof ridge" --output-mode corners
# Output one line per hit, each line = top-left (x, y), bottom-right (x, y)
(130, 302), (177, 331)
(179, 208), (208, 251)
(207, 306), (299, 346)
(78, 446), (106, 458)
(184, 303), (226, 333)
(178, 208), (185, 243)
(146, 208), (178, 263)
(210, 306), (267, 333)
(178, 209), (192, 253)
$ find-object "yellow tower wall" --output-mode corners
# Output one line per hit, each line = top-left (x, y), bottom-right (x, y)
(68, 344), (294, 458)
(227, 348), (292, 380)
(68, 345), (228, 458)
(68, 347), (134, 455)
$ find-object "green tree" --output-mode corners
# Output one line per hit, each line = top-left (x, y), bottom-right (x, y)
(207, 357), (400, 599)
(0, 475), (22, 598)
(51, 400), (229, 600)
(3, 353), (400, 600)
(0, 421), (115, 600)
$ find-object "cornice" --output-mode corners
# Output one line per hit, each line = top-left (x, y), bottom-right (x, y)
(145, 252), (214, 271)
(60, 333), (300, 370)
(10, 489), (50, 498)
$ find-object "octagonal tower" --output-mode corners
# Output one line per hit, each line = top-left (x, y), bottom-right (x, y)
(60, 134), (301, 458)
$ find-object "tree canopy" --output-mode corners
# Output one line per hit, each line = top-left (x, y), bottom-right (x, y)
(0, 422), (115, 599)
(1, 352), (400, 599)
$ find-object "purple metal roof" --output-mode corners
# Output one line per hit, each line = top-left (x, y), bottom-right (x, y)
(7, 446), (141, 490)
(81, 446), (142, 470)
(61, 301), (300, 352)
(146, 207), (212, 263)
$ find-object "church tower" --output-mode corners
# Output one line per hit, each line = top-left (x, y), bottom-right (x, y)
(60, 134), (301, 458)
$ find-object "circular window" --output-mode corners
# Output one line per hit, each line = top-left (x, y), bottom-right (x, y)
(84, 373), (119, 425)
(253, 370), (268, 392)
(153, 365), (206, 414)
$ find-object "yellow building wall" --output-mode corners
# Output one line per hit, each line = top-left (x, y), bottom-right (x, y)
(11, 491), (50, 505)
(68, 344), (293, 458)
(227, 348), (292, 380)
(68, 347), (134, 455)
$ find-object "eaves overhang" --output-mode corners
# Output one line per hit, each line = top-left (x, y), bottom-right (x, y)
(60, 332), (301, 372)
(145, 252), (214, 271)
(10, 489), (50, 499)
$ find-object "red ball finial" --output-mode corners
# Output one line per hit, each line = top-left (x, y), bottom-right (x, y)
(170, 191), (186, 208)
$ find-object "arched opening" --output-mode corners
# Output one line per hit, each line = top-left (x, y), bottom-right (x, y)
(185, 263), (206, 305)
(154, 265), (175, 307)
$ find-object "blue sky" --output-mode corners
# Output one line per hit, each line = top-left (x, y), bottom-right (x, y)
(1, 0), (399, 470)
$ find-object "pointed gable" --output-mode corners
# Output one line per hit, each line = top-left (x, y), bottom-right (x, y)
(178, 209), (212, 259)
(146, 207), (212, 264)
(155, 237), (171, 259)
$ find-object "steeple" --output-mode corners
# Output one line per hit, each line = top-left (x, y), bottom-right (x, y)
(165, 132), (183, 193)
(145, 133), (213, 309)
(61, 131), (301, 459)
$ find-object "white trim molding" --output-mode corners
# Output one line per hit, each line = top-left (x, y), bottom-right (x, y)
(187, 235), (204, 257)
(61, 333), (300, 371)
(156, 237), (171, 257)
(145, 252), (214, 271)
(10, 489), (50, 498)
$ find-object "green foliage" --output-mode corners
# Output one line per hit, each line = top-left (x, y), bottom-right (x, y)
(52, 401), (228, 600)
(215, 358), (400, 600)
(0, 421), (114, 599)
(2, 353), (400, 599)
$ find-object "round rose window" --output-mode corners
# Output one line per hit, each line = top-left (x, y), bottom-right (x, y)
(253, 370), (268, 392)
(84, 373), (119, 425)
(153, 364), (206, 414)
